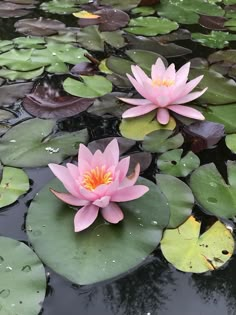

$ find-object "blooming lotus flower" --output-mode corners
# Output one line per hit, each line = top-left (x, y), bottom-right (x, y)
(119, 58), (207, 125)
(48, 139), (149, 232)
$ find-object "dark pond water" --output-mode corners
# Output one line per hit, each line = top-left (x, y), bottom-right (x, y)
(1, 0), (236, 314)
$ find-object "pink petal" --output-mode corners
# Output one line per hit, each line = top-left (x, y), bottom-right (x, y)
(93, 196), (110, 208)
(168, 105), (205, 120)
(163, 63), (176, 83)
(78, 143), (93, 161)
(151, 58), (166, 81)
(174, 88), (208, 104)
(127, 74), (155, 102)
(157, 108), (170, 124)
(74, 204), (99, 232)
(175, 62), (190, 85)
(79, 187), (98, 201)
(103, 138), (119, 166)
(118, 98), (153, 106)
(48, 163), (81, 197)
(116, 156), (130, 182)
(122, 104), (157, 118)
(155, 86), (170, 107)
(101, 202), (124, 224)
(111, 185), (149, 202)
(181, 75), (204, 96)
(50, 189), (89, 206)
(120, 163), (140, 188)
(91, 149), (103, 168)
(66, 163), (78, 180)
(131, 65), (151, 85)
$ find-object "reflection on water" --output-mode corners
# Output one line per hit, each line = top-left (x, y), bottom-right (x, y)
(41, 253), (236, 315)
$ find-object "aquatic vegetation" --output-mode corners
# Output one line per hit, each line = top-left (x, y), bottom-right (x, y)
(48, 139), (149, 232)
(1, 0), (236, 312)
(120, 58), (207, 124)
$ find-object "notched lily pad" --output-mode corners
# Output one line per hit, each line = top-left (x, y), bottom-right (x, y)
(63, 75), (113, 98)
(0, 237), (46, 315)
(142, 130), (184, 153)
(156, 174), (193, 228)
(119, 111), (176, 141)
(0, 167), (29, 208)
(27, 177), (169, 285)
(125, 17), (179, 36)
(190, 161), (236, 219)
(14, 17), (66, 36)
(0, 118), (89, 167)
(23, 83), (94, 119)
(161, 216), (234, 273)
(157, 149), (200, 177)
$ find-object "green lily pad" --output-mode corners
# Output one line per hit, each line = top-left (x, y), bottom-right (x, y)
(157, 0), (224, 25)
(27, 177), (170, 285)
(161, 216), (234, 273)
(226, 134), (236, 153)
(157, 149), (200, 177)
(126, 50), (167, 74)
(131, 6), (156, 16)
(0, 167), (29, 208)
(119, 111), (176, 141)
(190, 67), (236, 105)
(0, 119), (88, 168)
(0, 237), (46, 315)
(40, 0), (84, 14)
(142, 130), (184, 153)
(125, 17), (179, 36)
(190, 161), (236, 219)
(63, 76), (113, 98)
(192, 31), (236, 49)
(202, 104), (236, 133)
(0, 67), (44, 81)
(156, 174), (193, 228)
(100, 0), (140, 10)
(76, 26), (125, 51)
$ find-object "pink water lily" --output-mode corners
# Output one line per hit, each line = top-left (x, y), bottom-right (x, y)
(48, 139), (149, 232)
(119, 58), (207, 125)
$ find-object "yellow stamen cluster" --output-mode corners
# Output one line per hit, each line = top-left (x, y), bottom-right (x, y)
(152, 79), (175, 87)
(82, 166), (112, 191)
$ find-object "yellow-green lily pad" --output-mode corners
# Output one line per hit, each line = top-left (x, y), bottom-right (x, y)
(161, 216), (234, 273)
(0, 167), (29, 208)
(119, 111), (176, 141)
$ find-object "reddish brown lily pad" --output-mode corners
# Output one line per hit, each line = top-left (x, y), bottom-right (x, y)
(199, 15), (227, 30)
(77, 8), (130, 32)
(0, 2), (34, 17)
(23, 84), (94, 119)
(14, 18), (66, 36)
(183, 121), (225, 153)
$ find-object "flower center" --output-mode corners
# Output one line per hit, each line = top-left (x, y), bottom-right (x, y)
(152, 79), (175, 87)
(82, 166), (113, 191)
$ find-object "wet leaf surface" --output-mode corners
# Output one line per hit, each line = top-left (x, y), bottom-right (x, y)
(23, 84), (94, 119)
(0, 237), (46, 315)
(27, 177), (170, 285)
(157, 149), (200, 177)
(190, 161), (236, 218)
(0, 167), (29, 208)
(161, 216), (234, 272)
(156, 174), (193, 228)
(14, 18), (66, 36)
(0, 119), (89, 167)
